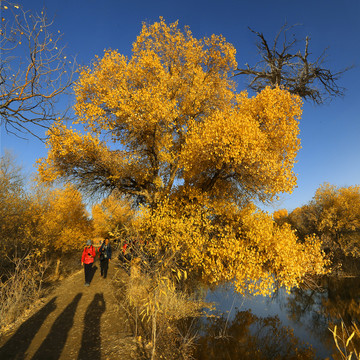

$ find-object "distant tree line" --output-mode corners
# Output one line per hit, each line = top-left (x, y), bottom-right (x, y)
(274, 183), (360, 273)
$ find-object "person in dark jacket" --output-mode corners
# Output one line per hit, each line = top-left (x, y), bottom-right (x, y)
(98, 238), (112, 279)
(81, 239), (96, 286)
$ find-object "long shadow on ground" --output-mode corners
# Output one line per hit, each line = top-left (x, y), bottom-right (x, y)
(0, 297), (57, 360)
(31, 293), (82, 360)
(78, 293), (106, 360)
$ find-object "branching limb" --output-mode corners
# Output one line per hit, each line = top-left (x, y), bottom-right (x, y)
(235, 24), (352, 104)
(0, 1), (76, 138)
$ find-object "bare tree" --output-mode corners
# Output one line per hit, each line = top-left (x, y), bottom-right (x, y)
(0, 1), (76, 138)
(235, 24), (352, 104)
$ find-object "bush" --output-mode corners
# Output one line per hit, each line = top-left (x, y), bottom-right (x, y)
(0, 255), (48, 334)
(113, 257), (206, 360)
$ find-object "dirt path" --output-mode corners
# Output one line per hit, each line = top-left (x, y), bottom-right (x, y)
(0, 258), (134, 360)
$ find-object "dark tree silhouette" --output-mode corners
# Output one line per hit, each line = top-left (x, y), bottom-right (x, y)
(235, 24), (352, 104)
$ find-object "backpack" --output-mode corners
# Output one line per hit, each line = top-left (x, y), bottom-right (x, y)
(99, 245), (106, 261)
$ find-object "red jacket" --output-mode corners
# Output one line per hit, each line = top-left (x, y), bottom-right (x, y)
(81, 245), (96, 264)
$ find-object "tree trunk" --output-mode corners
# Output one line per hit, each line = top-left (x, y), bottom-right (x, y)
(151, 307), (157, 360)
(54, 257), (61, 279)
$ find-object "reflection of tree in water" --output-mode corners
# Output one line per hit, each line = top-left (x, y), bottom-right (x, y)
(321, 276), (360, 353)
(322, 277), (360, 323)
(282, 287), (329, 337)
(194, 309), (319, 360)
(280, 276), (360, 353)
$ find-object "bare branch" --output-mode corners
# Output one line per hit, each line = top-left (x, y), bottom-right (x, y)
(0, 1), (77, 138)
(235, 24), (352, 104)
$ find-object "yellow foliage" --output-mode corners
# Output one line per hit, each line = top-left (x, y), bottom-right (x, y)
(37, 18), (301, 207)
(181, 87), (301, 202)
(273, 209), (289, 224)
(1, 153), (91, 266)
(0, 153), (30, 257)
(92, 192), (134, 238)
(36, 18), (327, 294)
(137, 199), (329, 296)
(313, 183), (360, 256)
(32, 184), (91, 252)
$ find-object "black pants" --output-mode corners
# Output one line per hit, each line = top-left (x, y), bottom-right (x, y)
(84, 263), (93, 284)
(100, 259), (109, 278)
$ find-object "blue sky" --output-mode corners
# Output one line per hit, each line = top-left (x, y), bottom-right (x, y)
(1, 0), (359, 212)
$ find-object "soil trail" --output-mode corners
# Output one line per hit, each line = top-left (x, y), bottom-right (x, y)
(0, 257), (133, 360)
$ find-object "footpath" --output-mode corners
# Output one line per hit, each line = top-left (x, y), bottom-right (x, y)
(0, 258), (134, 360)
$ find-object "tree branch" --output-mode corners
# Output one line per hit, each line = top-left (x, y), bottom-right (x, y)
(0, 1), (76, 138)
(235, 24), (352, 104)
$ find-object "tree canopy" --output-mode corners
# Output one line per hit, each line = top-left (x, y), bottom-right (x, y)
(37, 18), (328, 295)
(38, 18), (301, 207)
(0, 153), (91, 276)
(31, 184), (91, 253)
(276, 183), (360, 259)
(91, 192), (134, 239)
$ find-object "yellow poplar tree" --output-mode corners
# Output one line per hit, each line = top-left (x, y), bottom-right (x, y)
(92, 192), (134, 239)
(31, 184), (91, 276)
(273, 209), (289, 226)
(0, 152), (30, 261)
(313, 183), (360, 257)
(34, 184), (91, 252)
(37, 18), (328, 295)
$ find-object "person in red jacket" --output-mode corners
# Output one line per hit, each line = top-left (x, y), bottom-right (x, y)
(81, 239), (96, 286)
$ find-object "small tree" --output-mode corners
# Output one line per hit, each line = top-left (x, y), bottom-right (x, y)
(31, 184), (91, 276)
(273, 208), (288, 226)
(285, 183), (360, 259)
(0, 152), (29, 265)
(92, 192), (135, 239)
(313, 183), (360, 257)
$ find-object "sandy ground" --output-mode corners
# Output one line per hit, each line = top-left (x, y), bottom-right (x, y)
(0, 258), (135, 360)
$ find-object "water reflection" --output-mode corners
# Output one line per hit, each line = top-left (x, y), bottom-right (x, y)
(197, 276), (360, 359)
(283, 277), (360, 355)
(194, 309), (319, 359)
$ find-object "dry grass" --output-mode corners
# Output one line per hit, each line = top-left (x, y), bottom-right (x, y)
(330, 321), (360, 360)
(0, 256), (48, 335)
(0, 250), (82, 335)
(113, 258), (207, 360)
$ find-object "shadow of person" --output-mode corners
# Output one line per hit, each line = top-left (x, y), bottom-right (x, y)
(0, 297), (57, 360)
(78, 293), (106, 360)
(31, 293), (82, 360)
(88, 265), (97, 284)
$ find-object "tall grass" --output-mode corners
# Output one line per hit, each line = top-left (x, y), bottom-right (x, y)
(330, 321), (360, 360)
(0, 255), (48, 334)
(113, 255), (206, 360)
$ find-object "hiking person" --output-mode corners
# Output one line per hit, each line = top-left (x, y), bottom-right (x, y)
(121, 237), (133, 262)
(98, 238), (112, 279)
(81, 240), (96, 286)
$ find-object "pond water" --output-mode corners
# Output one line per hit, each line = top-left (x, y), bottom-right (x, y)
(194, 276), (360, 359)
